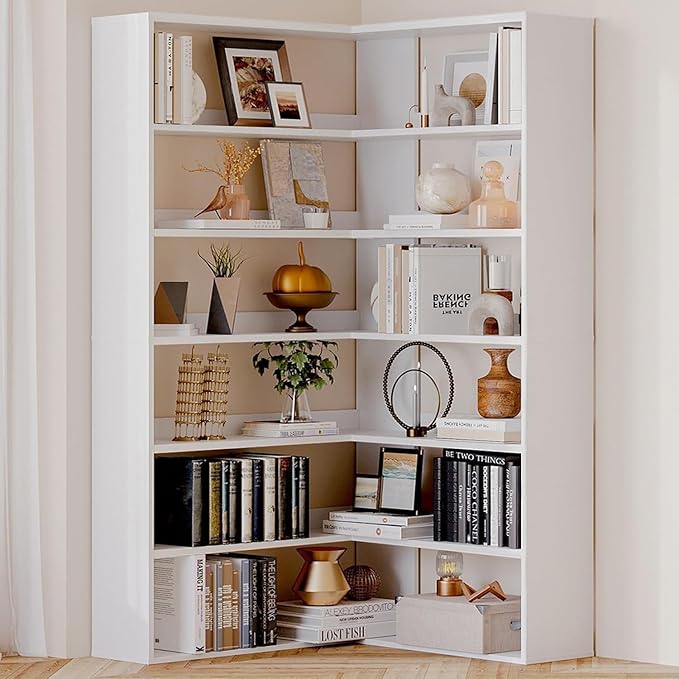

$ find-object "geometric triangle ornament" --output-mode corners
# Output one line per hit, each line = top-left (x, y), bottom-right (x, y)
(154, 281), (188, 324)
(206, 277), (240, 335)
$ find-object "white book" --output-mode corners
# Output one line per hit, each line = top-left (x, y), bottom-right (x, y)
(328, 511), (434, 527)
(508, 28), (523, 124)
(239, 459), (253, 543)
(413, 246), (482, 334)
(173, 35), (193, 125)
(393, 246), (403, 333)
(153, 323), (198, 336)
(242, 420), (337, 431)
(484, 32), (498, 125)
(278, 610), (396, 629)
(166, 219), (282, 230)
(386, 213), (466, 229)
(408, 247), (416, 333)
(322, 519), (433, 540)
(154, 556), (205, 654)
(401, 248), (410, 335)
(377, 246), (387, 333)
(436, 428), (520, 443)
(436, 416), (521, 432)
(278, 598), (396, 619)
(153, 32), (166, 124)
(498, 28), (509, 124)
(165, 32), (173, 124)
(490, 466), (500, 547)
(278, 620), (396, 644)
(385, 243), (394, 333)
(436, 416), (521, 443)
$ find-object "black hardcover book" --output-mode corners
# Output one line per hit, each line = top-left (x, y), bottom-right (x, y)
(481, 464), (490, 546)
(457, 460), (467, 544)
(291, 457), (300, 539)
(276, 456), (293, 540)
(298, 457), (309, 538)
(442, 458), (458, 542)
(220, 461), (230, 544)
(249, 558), (259, 646)
(251, 458), (264, 543)
(235, 554), (277, 646)
(432, 457), (443, 541)
(226, 459), (241, 544)
(207, 460), (222, 546)
(505, 460), (521, 548)
(443, 449), (522, 468)
(263, 556), (277, 645)
(469, 464), (481, 545)
(155, 457), (206, 547)
(465, 462), (472, 543)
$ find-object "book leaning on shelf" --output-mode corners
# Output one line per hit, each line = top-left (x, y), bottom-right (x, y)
(155, 455), (310, 548)
(154, 553), (277, 654)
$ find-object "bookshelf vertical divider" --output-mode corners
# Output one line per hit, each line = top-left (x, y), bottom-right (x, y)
(92, 11), (593, 665)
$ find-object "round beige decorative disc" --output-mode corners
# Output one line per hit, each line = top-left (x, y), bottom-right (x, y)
(459, 72), (486, 107)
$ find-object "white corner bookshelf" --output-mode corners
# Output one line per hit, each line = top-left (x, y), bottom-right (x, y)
(92, 10), (593, 666)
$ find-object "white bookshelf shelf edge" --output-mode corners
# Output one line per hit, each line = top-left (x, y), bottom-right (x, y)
(152, 640), (313, 664)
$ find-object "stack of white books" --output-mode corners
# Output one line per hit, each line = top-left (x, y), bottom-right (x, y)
(241, 420), (338, 438)
(154, 323), (199, 337)
(384, 214), (468, 230)
(436, 416), (521, 443)
(278, 598), (396, 644)
(322, 510), (433, 540)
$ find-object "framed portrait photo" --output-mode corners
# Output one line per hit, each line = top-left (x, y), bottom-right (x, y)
(212, 37), (291, 126)
(265, 82), (311, 128)
(353, 475), (381, 512)
(378, 447), (423, 515)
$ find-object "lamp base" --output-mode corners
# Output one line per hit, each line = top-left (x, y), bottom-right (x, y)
(436, 577), (463, 597)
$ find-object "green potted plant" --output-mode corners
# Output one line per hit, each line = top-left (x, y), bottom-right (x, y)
(252, 341), (339, 422)
(199, 243), (247, 335)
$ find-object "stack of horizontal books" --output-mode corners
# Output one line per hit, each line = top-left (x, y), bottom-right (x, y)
(278, 598), (397, 643)
(436, 415), (521, 443)
(322, 510), (433, 540)
(242, 420), (338, 438)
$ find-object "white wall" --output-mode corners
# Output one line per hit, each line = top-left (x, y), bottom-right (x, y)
(361, 0), (679, 667)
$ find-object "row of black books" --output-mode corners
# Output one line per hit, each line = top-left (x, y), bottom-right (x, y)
(433, 449), (521, 548)
(154, 553), (277, 654)
(155, 455), (310, 547)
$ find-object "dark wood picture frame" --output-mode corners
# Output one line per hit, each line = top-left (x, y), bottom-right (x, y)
(353, 474), (381, 512)
(212, 37), (291, 126)
(377, 447), (423, 515)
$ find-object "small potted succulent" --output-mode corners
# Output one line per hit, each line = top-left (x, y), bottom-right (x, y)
(199, 243), (247, 335)
(252, 340), (339, 422)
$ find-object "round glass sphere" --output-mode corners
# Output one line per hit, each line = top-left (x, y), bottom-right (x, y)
(436, 550), (463, 579)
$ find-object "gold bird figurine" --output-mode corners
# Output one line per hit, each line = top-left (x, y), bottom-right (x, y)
(194, 185), (227, 219)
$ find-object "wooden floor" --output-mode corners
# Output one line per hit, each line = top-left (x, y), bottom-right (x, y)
(2, 647), (679, 679)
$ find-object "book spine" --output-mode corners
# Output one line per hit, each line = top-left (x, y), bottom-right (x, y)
(279, 621), (396, 644)
(277, 457), (292, 540)
(207, 460), (222, 545)
(228, 561), (238, 649)
(327, 511), (433, 527)
(443, 449), (522, 468)
(173, 35), (193, 125)
(298, 457), (309, 538)
(250, 559), (260, 647)
(205, 562), (214, 653)
(322, 520), (431, 539)
(377, 246), (386, 333)
(212, 560), (223, 651)
(509, 462), (521, 548)
(278, 610), (396, 628)
(153, 33), (166, 124)
(443, 458), (458, 542)
(393, 245), (402, 333)
(228, 460), (241, 544)
(490, 466), (500, 547)
(191, 460), (204, 547)
(508, 28), (522, 124)
(457, 461), (467, 544)
(240, 560), (251, 648)
(220, 461), (230, 544)
(262, 458), (277, 541)
(291, 457), (300, 539)
(385, 243), (394, 333)
(401, 249), (410, 334)
(251, 459), (264, 543)
(165, 32), (173, 124)
(469, 464), (480, 545)
(194, 557), (206, 653)
(219, 560), (233, 650)
(432, 457), (443, 541)
(481, 464), (490, 545)
(264, 557), (277, 645)
(242, 427), (338, 438)
(240, 460), (253, 543)
(410, 248), (419, 333)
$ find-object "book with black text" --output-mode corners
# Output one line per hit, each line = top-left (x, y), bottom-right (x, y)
(298, 456), (309, 538)
(207, 460), (221, 546)
(291, 457), (300, 539)
(432, 456), (443, 541)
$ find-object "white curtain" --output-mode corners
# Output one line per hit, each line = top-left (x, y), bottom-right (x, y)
(0, 0), (47, 657)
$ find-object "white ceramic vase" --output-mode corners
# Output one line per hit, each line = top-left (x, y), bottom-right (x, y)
(416, 162), (471, 214)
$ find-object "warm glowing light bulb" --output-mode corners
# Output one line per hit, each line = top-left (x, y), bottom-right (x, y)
(436, 551), (463, 580)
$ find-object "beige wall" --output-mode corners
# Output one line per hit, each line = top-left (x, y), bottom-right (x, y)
(363, 0), (679, 666)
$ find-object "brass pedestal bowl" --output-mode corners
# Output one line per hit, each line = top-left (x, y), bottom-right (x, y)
(264, 291), (338, 333)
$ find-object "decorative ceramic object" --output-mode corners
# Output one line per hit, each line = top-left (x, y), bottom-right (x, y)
(200, 347), (230, 440)
(219, 184), (250, 220)
(344, 565), (382, 601)
(468, 293), (515, 336)
(154, 282), (188, 324)
(303, 207), (329, 229)
(468, 160), (520, 228)
(173, 348), (203, 441)
(478, 348), (520, 419)
(191, 71), (207, 123)
(416, 163), (471, 214)
(292, 546), (350, 605)
(432, 84), (475, 127)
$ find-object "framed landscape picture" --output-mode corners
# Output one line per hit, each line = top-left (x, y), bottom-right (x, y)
(212, 37), (291, 126)
(265, 82), (311, 128)
(377, 447), (423, 515)
(353, 475), (381, 511)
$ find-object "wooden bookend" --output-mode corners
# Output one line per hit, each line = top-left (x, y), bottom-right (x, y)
(154, 281), (188, 324)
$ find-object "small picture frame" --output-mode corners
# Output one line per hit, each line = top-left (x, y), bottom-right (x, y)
(212, 37), (291, 126)
(353, 475), (381, 512)
(378, 447), (423, 515)
(265, 82), (311, 128)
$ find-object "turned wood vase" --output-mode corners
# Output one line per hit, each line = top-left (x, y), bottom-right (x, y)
(477, 348), (521, 418)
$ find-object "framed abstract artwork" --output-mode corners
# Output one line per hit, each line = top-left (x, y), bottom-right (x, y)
(212, 37), (291, 126)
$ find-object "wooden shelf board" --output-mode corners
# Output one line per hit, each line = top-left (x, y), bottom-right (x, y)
(153, 432), (522, 455)
(153, 123), (522, 141)
(153, 332), (522, 347)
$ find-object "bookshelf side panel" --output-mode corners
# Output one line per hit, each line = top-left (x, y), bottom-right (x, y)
(522, 13), (594, 663)
(91, 13), (153, 664)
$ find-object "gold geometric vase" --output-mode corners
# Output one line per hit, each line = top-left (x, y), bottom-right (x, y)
(292, 546), (350, 606)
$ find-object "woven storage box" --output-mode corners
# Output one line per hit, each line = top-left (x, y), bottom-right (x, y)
(396, 593), (521, 654)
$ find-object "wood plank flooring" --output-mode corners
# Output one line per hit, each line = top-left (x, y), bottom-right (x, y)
(2, 647), (679, 679)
